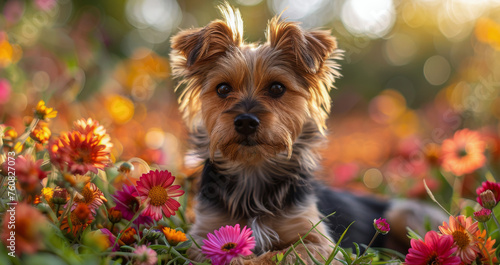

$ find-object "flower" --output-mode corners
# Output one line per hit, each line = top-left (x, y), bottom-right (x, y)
(373, 218), (390, 235)
(0, 78), (12, 104)
(14, 155), (47, 194)
(439, 215), (480, 263)
(100, 228), (121, 251)
(479, 190), (497, 209)
(49, 127), (111, 175)
(441, 129), (486, 176)
(202, 224), (255, 265)
(34, 100), (57, 121)
(30, 122), (51, 144)
(474, 229), (497, 264)
(108, 207), (122, 224)
(52, 187), (69, 205)
(72, 182), (107, 214)
(473, 208), (492, 222)
(60, 203), (94, 237)
(113, 185), (153, 226)
(405, 230), (460, 265)
(133, 245), (158, 265)
(476, 181), (500, 208)
(120, 227), (137, 245)
(162, 227), (188, 246)
(1, 203), (48, 255)
(73, 118), (113, 152)
(34, 0), (57, 11)
(34, 187), (54, 209)
(135, 170), (185, 221)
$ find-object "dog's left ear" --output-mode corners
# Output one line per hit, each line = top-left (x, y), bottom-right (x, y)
(267, 18), (338, 74)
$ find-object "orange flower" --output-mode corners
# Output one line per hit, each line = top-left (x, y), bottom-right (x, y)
(34, 187), (54, 208)
(73, 118), (113, 152)
(60, 203), (93, 237)
(474, 229), (497, 264)
(73, 182), (107, 214)
(1, 203), (47, 255)
(30, 122), (51, 144)
(439, 215), (480, 263)
(162, 227), (187, 246)
(34, 100), (57, 121)
(120, 227), (137, 245)
(441, 129), (486, 176)
(49, 129), (111, 175)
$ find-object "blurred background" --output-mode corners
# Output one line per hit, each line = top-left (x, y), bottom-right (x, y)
(1, 0), (500, 200)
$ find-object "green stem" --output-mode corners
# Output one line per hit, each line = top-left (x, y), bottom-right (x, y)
(361, 231), (379, 256)
(14, 118), (39, 148)
(491, 214), (500, 233)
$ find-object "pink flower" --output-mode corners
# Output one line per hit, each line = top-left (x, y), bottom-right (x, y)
(13, 155), (47, 194)
(373, 218), (390, 235)
(439, 215), (480, 263)
(473, 208), (492, 222)
(405, 231), (461, 265)
(34, 0), (57, 11)
(202, 224), (255, 265)
(0, 78), (11, 104)
(100, 228), (119, 251)
(135, 170), (185, 221)
(476, 181), (500, 208)
(133, 245), (158, 265)
(112, 185), (153, 226)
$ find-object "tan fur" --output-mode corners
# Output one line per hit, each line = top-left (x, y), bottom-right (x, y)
(171, 3), (343, 264)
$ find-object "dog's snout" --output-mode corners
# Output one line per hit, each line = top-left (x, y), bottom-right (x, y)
(234, 114), (260, 135)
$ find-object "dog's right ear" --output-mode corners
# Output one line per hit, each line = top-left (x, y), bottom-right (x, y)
(170, 4), (243, 74)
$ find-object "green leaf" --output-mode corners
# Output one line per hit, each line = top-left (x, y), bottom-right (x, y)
(174, 240), (192, 251)
(298, 237), (323, 265)
(326, 221), (354, 264)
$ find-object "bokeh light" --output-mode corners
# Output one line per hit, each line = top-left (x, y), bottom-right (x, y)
(341, 0), (396, 38)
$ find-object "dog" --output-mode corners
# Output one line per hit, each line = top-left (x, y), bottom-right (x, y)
(170, 4), (445, 264)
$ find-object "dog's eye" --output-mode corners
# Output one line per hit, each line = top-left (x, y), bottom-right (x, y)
(216, 83), (232, 98)
(268, 83), (286, 98)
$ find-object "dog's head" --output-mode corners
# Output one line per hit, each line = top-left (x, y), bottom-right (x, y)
(170, 4), (341, 163)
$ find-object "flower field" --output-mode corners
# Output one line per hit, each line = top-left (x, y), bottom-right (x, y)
(2, 0), (500, 264)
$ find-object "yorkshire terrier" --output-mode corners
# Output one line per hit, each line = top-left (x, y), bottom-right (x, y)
(170, 4), (445, 264)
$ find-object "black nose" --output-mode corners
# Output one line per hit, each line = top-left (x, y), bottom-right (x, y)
(234, 114), (260, 135)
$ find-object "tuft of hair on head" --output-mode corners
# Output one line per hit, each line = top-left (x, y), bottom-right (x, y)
(170, 2), (244, 128)
(266, 16), (343, 134)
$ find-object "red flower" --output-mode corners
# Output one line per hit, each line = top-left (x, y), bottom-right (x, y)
(405, 230), (460, 265)
(476, 181), (500, 208)
(135, 170), (185, 221)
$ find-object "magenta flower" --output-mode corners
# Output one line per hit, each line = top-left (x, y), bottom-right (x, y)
(100, 228), (119, 251)
(373, 218), (390, 235)
(476, 181), (500, 208)
(405, 231), (461, 265)
(473, 208), (492, 223)
(202, 224), (255, 265)
(0, 78), (11, 104)
(133, 245), (158, 265)
(135, 170), (185, 221)
(113, 185), (153, 226)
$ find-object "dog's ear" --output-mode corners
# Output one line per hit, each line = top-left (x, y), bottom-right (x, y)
(171, 4), (243, 72)
(266, 17), (338, 74)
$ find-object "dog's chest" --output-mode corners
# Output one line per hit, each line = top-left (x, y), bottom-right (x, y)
(199, 160), (313, 219)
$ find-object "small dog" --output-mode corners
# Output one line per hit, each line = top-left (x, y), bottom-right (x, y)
(170, 4), (444, 264)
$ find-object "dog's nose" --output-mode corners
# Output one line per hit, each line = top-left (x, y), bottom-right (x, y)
(234, 114), (260, 135)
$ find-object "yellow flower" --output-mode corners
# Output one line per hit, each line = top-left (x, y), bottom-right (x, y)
(162, 227), (187, 246)
(30, 122), (51, 144)
(34, 100), (57, 121)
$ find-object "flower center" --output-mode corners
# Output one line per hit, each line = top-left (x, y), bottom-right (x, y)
(458, 148), (468, 158)
(148, 186), (169, 206)
(452, 230), (470, 248)
(221, 242), (237, 252)
(426, 252), (439, 265)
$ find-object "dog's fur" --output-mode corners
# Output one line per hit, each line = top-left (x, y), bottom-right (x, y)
(170, 4), (444, 264)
